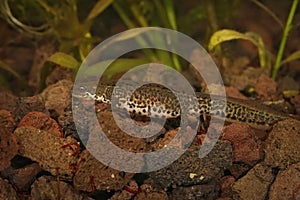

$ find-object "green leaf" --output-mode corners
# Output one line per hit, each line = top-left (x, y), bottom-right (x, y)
(280, 50), (300, 65)
(282, 90), (299, 98)
(109, 27), (161, 43)
(100, 27), (159, 61)
(208, 29), (258, 51)
(208, 29), (272, 70)
(81, 58), (150, 78)
(48, 52), (80, 70)
(78, 32), (93, 61)
(86, 0), (113, 21)
(245, 31), (271, 70)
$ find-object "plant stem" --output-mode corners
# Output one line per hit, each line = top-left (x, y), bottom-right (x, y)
(272, 0), (298, 79)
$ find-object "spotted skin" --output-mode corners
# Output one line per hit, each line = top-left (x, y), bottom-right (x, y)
(75, 83), (289, 130)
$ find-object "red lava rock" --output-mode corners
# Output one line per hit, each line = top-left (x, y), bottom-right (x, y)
(31, 176), (92, 200)
(254, 73), (277, 100)
(149, 141), (232, 188)
(95, 111), (148, 153)
(45, 66), (73, 86)
(40, 79), (73, 116)
(223, 67), (265, 91)
(222, 122), (263, 166)
(232, 163), (275, 200)
(0, 87), (17, 112)
(57, 104), (78, 139)
(222, 57), (250, 75)
(228, 163), (251, 179)
(135, 183), (168, 200)
(0, 109), (16, 132)
(110, 190), (133, 200)
(0, 177), (18, 200)
(0, 128), (19, 171)
(171, 179), (220, 200)
(110, 180), (140, 200)
(1, 163), (42, 192)
(220, 176), (235, 198)
(277, 75), (300, 93)
(150, 129), (177, 150)
(15, 126), (79, 181)
(13, 95), (48, 123)
(225, 86), (247, 100)
(264, 119), (300, 169)
(291, 94), (300, 115)
(18, 111), (63, 137)
(73, 150), (134, 192)
(269, 161), (300, 200)
(124, 180), (139, 194)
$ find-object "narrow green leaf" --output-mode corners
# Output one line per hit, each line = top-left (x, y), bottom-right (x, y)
(280, 50), (300, 65)
(130, 3), (149, 27)
(163, 0), (177, 30)
(112, 1), (136, 29)
(86, 0), (113, 21)
(48, 52), (80, 70)
(282, 90), (299, 98)
(100, 27), (159, 61)
(82, 58), (149, 78)
(245, 31), (271, 70)
(208, 29), (258, 51)
(111, 27), (162, 43)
